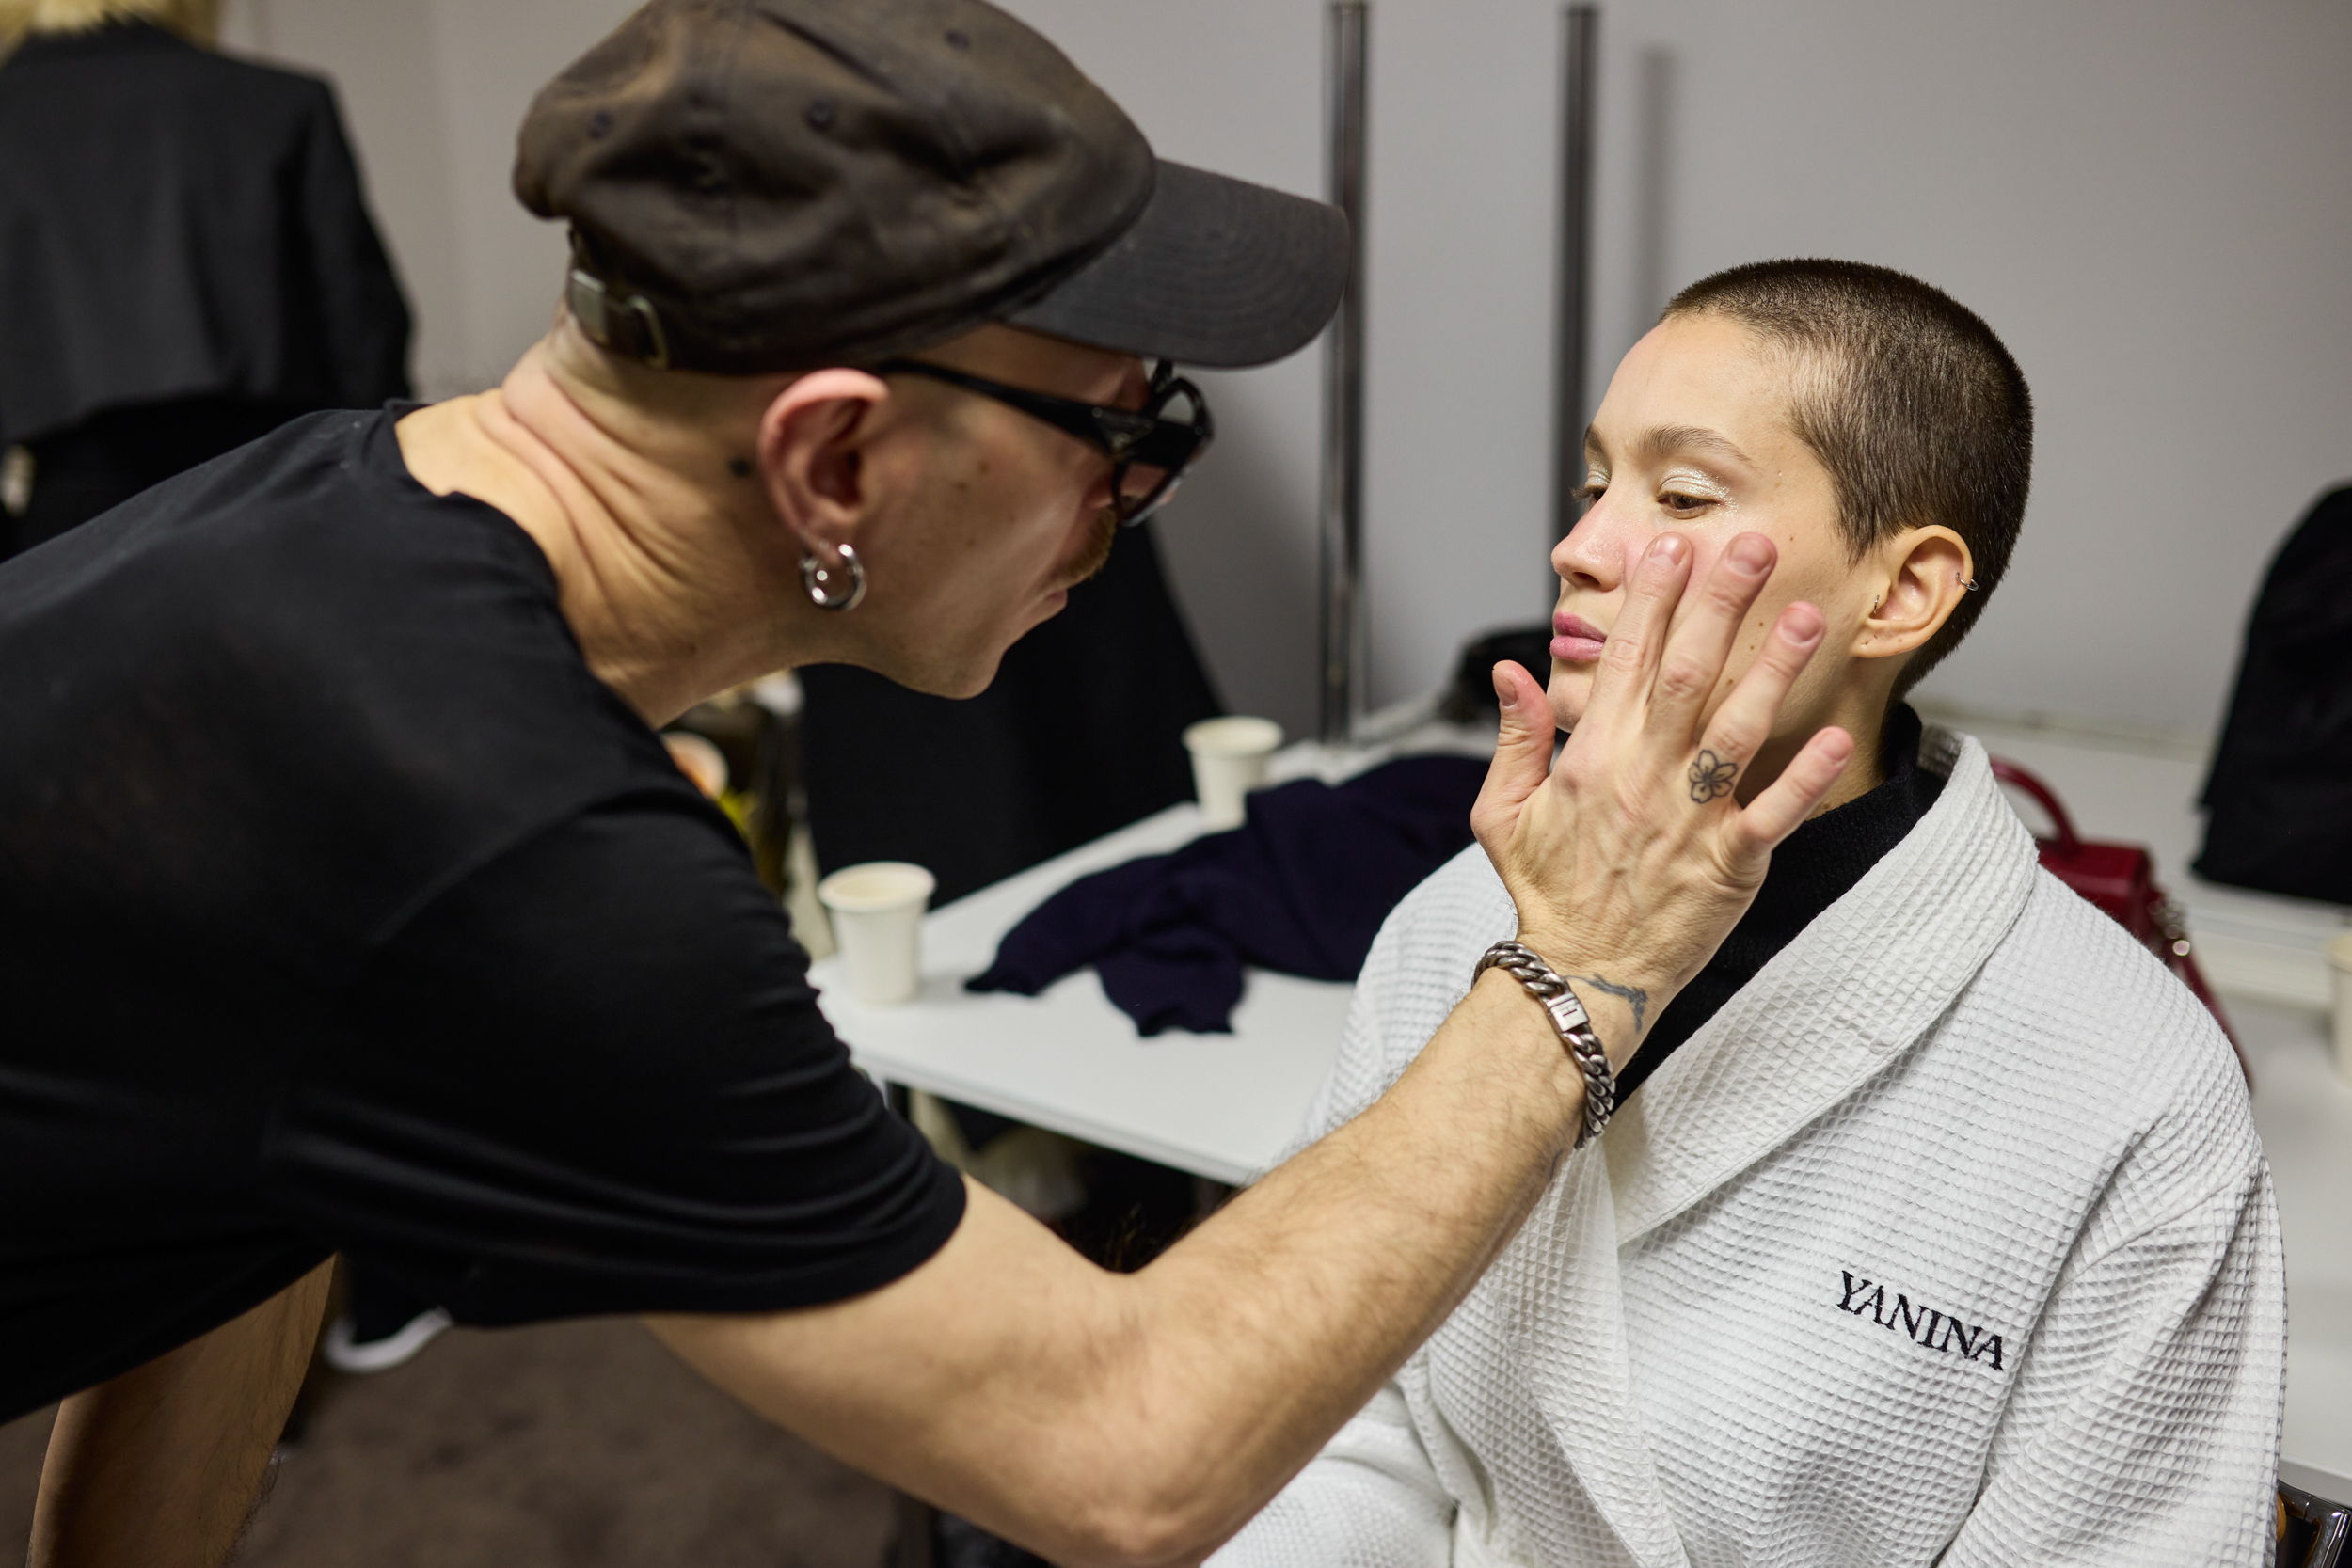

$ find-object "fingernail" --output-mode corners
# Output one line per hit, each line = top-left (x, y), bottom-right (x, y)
(1647, 535), (1686, 564)
(1492, 665), (1518, 709)
(1728, 534), (1772, 574)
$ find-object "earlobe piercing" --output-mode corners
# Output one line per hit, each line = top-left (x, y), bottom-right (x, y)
(801, 543), (867, 611)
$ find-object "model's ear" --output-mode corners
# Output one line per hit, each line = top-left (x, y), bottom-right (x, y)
(1856, 526), (1974, 663)
(755, 369), (892, 559)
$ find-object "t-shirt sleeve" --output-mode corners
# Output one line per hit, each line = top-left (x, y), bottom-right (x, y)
(266, 789), (966, 1323)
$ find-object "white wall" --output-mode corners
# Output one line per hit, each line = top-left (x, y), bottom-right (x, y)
(223, 0), (2352, 741)
(220, 0), (640, 398)
(1588, 0), (2352, 737)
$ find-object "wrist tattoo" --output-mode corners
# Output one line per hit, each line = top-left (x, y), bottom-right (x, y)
(1567, 971), (1648, 1033)
(1688, 749), (1739, 803)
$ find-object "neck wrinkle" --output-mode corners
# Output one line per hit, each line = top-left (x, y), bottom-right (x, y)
(465, 351), (789, 726)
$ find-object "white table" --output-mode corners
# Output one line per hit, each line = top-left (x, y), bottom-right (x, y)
(815, 797), (1351, 1183)
(814, 721), (1492, 1182)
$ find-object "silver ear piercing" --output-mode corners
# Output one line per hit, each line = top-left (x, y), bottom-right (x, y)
(801, 543), (867, 611)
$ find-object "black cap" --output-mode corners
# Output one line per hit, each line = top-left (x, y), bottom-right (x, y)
(516, 0), (1347, 373)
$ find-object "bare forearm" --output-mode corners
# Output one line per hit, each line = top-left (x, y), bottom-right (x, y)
(655, 972), (1583, 1568)
(33, 1260), (333, 1568)
(661, 533), (1855, 1568)
(1104, 972), (1585, 1548)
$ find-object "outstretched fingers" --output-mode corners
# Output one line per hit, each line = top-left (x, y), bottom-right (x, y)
(1694, 599), (1827, 784)
(1644, 532), (1779, 747)
(1470, 659), (1560, 853)
(1577, 534), (1692, 738)
(1728, 727), (1856, 867)
(1701, 599), (1851, 871)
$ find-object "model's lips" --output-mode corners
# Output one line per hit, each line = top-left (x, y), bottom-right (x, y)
(1551, 612), (1607, 663)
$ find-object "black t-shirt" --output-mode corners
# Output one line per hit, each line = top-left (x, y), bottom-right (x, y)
(1612, 703), (1945, 1105)
(0, 409), (965, 1422)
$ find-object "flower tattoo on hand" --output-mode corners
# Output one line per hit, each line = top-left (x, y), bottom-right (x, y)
(1688, 749), (1740, 803)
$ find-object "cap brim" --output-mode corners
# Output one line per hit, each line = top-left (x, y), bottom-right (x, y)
(1003, 161), (1349, 369)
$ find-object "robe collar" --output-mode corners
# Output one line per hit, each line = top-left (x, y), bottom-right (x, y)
(1599, 728), (2039, 1247)
(1489, 729), (2040, 1568)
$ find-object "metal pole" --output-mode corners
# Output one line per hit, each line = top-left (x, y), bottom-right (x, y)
(1319, 0), (1369, 747)
(1553, 4), (1598, 546)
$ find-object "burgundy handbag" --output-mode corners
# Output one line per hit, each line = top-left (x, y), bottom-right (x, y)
(1990, 757), (2251, 1087)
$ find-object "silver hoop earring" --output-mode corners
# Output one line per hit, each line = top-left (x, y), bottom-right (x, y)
(801, 544), (866, 612)
(1959, 576), (1979, 592)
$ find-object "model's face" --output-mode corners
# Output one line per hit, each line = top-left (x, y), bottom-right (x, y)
(1550, 313), (1875, 739)
(851, 325), (1143, 696)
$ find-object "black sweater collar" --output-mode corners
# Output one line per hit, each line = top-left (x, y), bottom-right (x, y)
(1612, 704), (1945, 1107)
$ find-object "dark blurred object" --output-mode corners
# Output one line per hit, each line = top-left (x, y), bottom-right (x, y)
(2280, 1477), (2351, 1568)
(970, 754), (1486, 1034)
(10, 396), (320, 555)
(931, 1512), (1048, 1568)
(1992, 757), (2249, 1086)
(1057, 1144), (1212, 1273)
(0, 19), (410, 555)
(1438, 623), (1553, 723)
(2197, 483), (2352, 906)
(799, 520), (1221, 907)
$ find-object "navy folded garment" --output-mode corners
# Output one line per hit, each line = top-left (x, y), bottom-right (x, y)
(966, 754), (1487, 1035)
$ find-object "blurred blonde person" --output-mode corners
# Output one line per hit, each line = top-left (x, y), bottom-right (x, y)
(1, 0), (220, 49)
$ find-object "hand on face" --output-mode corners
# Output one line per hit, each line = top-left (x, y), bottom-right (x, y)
(1547, 313), (1861, 744)
(1470, 531), (1854, 1064)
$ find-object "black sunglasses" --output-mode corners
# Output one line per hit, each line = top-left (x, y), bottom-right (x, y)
(875, 358), (1215, 526)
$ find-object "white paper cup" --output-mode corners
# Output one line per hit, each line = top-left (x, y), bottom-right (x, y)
(2328, 932), (2352, 1085)
(1184, 716), (1284, 831)
(818, 862), (936, 1006)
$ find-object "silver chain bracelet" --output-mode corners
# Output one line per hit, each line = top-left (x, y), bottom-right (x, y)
(1475, 940), (1614, 1148)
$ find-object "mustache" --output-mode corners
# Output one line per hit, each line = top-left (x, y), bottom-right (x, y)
(1056, 506), (1119, 589)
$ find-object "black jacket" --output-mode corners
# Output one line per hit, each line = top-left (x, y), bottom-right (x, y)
(0, 22), (410, 448)
(2196, 483), (2352, 903)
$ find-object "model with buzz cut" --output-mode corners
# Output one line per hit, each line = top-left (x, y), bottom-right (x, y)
(1211, 260), (2284, 1568)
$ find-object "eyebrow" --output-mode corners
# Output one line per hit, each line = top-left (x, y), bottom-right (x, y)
(1583, 423), (1756, 469)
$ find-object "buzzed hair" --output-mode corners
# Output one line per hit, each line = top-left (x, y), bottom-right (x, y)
(1663, 259), (2032, 695)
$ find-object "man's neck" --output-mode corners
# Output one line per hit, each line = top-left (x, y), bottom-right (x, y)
(395, 342), (797, 726)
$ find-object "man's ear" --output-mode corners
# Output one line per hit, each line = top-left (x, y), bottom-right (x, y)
(1856, 525), (1974, 663)
(755, 369), (893, 557)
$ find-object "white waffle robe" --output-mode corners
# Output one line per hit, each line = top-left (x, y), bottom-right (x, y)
(1213, 730), (2283, 1568)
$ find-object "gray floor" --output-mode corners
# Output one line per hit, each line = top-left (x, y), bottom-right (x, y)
(0, 1317), (893, 1566)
